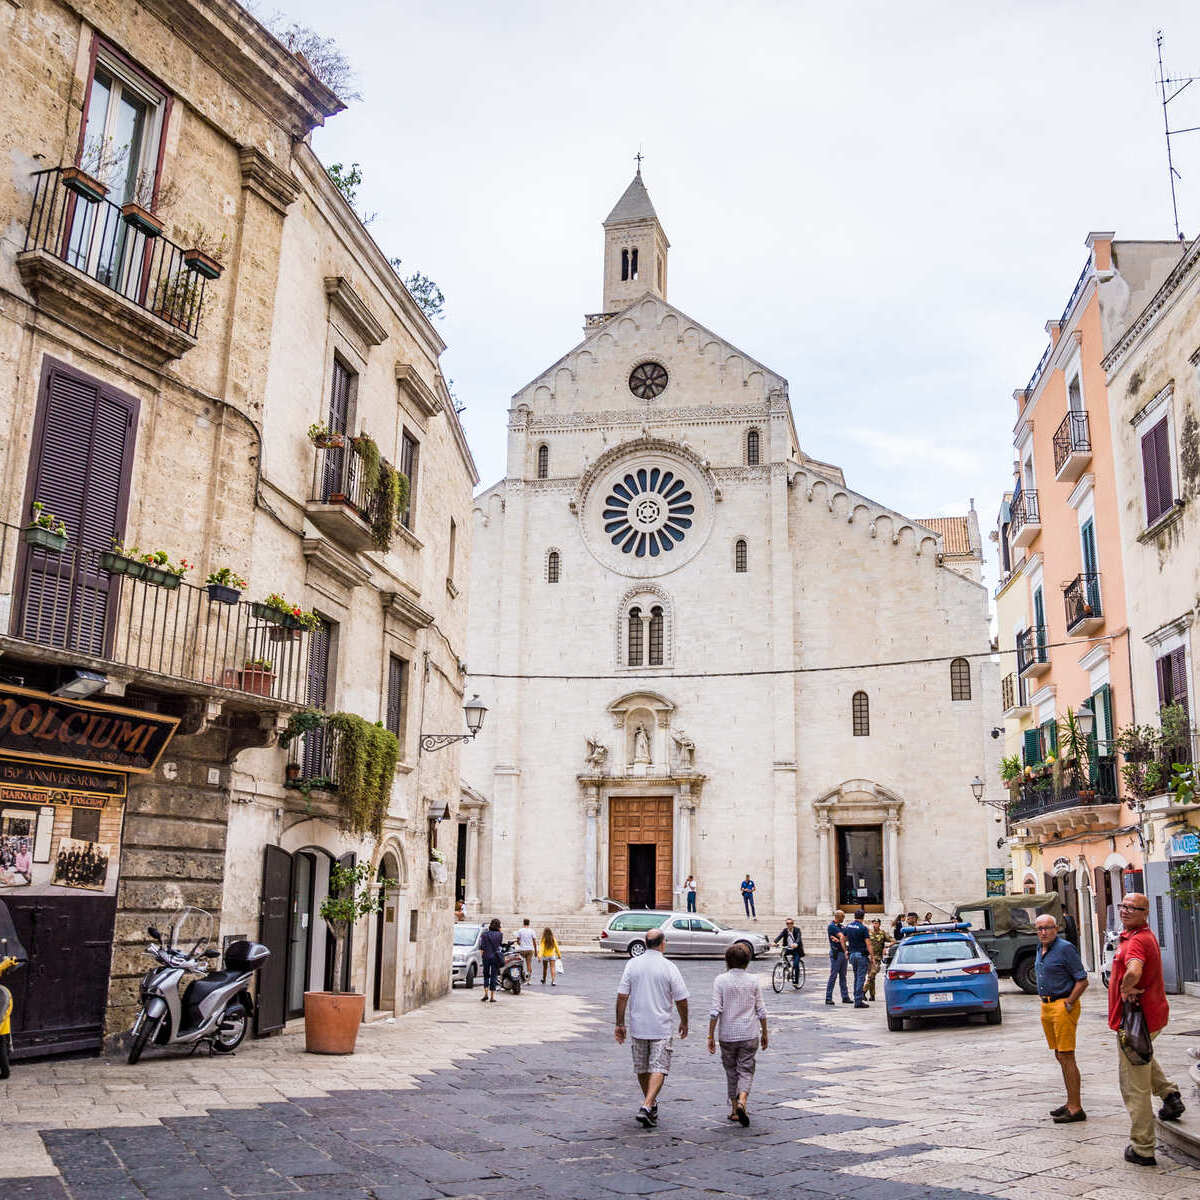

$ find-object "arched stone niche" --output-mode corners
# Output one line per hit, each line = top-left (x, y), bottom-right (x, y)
(608, 691), (675, 775)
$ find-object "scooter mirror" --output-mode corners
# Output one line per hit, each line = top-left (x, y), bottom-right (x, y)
(148, 926), (163, 941)
(204, 948), (220, 958)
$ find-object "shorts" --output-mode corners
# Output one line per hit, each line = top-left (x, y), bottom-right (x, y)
(1040, 998), (1081, 1052)
(631, 1036), (673, 1075)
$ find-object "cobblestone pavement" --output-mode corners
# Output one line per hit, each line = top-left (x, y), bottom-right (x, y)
(3, 951), (1200, 1199)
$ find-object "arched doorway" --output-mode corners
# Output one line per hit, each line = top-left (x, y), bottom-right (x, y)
(373, 852), (401, 1011)
(286, 846), (336, 1018)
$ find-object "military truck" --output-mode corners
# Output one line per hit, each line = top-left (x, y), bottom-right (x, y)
(953, 893), (1064, 994)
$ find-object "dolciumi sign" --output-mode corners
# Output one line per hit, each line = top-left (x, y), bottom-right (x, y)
(0, 684), (179, 773)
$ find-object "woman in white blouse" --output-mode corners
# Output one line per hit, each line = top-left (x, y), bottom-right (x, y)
(707, 941), (768, 1126)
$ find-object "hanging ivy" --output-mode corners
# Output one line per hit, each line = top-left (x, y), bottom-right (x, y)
(326, 711), (399, 836)
(353, 432), (381, 495)
(371, 462), (410, 552)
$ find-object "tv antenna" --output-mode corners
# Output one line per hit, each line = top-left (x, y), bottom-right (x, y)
(1157, 29), (1200, 242)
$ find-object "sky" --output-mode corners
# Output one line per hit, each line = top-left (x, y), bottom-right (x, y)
(269, 1), (1200, 593)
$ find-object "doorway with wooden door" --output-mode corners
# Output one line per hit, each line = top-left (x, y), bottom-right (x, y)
(608, 796), (673, 909)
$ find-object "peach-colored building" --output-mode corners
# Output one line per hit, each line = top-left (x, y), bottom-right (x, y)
(995, 233), (1180, 968)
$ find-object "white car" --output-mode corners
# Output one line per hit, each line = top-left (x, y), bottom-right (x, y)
(600, 910), (771, 959)
(451, 922), (482, 987)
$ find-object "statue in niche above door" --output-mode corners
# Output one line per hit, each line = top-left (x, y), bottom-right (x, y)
(632, 723), (652, 764)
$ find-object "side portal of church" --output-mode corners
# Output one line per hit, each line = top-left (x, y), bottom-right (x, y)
(463, 170), (1000, 921)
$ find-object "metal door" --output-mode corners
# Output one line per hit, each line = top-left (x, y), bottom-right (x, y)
(255, 844), (292, 1036)
(4, 895), (116, 1058)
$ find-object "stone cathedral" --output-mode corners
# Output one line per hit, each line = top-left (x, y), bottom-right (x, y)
(462, 169), (999, 922)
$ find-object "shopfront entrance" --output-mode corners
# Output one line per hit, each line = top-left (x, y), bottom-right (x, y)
(836, 825), (884, 911)
(608, 797), (672, 909)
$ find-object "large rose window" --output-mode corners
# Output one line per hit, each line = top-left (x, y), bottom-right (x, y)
(602, 467), (694, 558)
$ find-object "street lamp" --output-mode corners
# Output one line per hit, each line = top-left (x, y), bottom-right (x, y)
(1074, 701), (1095, 738)
(970, 776), (985, 802)
(420, 694), (489, 754)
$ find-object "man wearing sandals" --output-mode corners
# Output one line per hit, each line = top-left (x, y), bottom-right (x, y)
(708, 942), (768, 1126)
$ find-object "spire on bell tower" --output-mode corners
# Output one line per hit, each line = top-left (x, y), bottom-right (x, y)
(601, 157), (669, 314)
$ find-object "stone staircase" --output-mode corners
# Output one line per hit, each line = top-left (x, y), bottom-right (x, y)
(480, 911), (832, 950)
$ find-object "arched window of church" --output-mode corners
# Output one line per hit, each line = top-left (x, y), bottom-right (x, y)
(627, 607), (643, 666)
(657, 256), (664, 291)
(630, 247), (639, 279)
(746, 429), (760, 466)
(547, 550), (560, 584)
(621, 248), (629, 282)
(648, 606), (664, 666)
(734, 539), (748, 573)
(536, 444), (549, 479)
(852, 691), (870, 737)
(950, 657), (971, 701)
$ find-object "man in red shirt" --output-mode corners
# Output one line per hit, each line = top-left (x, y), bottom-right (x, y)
(1107, 892), (1185, 1165)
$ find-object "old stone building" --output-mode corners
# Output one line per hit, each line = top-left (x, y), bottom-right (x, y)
(0, 0), (474, 1058)
(463, 170), (1000, 929)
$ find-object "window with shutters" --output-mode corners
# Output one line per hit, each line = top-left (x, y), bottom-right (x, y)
(852, 691), (870, 736)
(734, 539), (748, 573)
(546, 549), (560, 584)
(399, 429), (419, 529)
(321, 358), (355, 501)
(17, 359), (138, 654)
(746, 429), (761, 466)
(386, 655), (408, 752)
(1140, 415), (1175, 527)
(950, 657), (971, 701)
(1157, 645), (1192, 764)
(536, 444), (549, 479)
(301, 617), (335, 780)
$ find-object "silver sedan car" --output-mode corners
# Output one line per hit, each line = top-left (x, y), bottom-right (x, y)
(451, 922), (483, 987)
(600, 910), (770, 959)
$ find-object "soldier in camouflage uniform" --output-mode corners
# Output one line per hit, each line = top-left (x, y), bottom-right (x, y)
(866, 918), (894, 1002)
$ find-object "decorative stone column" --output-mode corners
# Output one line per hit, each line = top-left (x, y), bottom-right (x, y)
(883, 813), (902, 915)
(815, 816), (833, 916)
(675, 788), (696, 902)
(465, 816), (481, 913)
(583, 791), (600, 903)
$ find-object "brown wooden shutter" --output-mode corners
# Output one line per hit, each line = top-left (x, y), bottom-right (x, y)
(302, 619), (332, 779)
(1141, 418), (1172, 524)
(255, 845), (293, 1036)
(386, 655), (407, 741)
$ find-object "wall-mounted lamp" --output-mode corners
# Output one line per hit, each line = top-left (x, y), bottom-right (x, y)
(53, 669), (107, 699)
(420, 695), (488, 754)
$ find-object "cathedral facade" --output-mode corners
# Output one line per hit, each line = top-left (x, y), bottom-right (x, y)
(463, 171), (1001, 920)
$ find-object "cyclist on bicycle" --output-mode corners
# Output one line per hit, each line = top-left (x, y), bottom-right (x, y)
(772, 918), (805, 986)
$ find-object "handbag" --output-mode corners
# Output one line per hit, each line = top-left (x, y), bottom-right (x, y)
(1118, 999), (1153, 1067)
(556, 955), (566, 974)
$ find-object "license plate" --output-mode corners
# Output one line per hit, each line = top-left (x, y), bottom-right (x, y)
(928, 991), (953, 1003)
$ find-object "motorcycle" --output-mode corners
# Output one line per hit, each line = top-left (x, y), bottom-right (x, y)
(0, 899), (28, 1080)
(128, 906), (269, 1064)
(499, 940), (525, 994)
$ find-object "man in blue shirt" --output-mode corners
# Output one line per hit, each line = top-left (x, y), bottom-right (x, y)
(843, 910), (872, 1008)
(824, 911), (850, 1005)
(740, 875), (756, 919)
(1035, 913), (1089, 1123)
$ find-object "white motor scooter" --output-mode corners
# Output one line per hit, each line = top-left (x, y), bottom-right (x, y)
(128, 907), (269, 1064)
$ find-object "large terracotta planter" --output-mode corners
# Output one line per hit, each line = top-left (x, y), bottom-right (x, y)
(304, 991), (365, 1054)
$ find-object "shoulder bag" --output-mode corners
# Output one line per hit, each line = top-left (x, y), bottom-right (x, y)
(1118, 998), (1153, 1067)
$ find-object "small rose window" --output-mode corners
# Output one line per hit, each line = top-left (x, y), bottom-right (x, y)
(628, 361), (668, 400)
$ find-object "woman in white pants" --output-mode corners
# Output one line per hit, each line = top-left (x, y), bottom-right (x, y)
(707, 941), (768, 1125)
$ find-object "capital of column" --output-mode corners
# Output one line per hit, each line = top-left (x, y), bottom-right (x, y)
(585, 801), (601, 818)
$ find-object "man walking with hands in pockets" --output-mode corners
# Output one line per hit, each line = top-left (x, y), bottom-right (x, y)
(615, 928), (688, 1128)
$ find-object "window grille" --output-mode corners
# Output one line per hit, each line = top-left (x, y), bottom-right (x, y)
(852, 691), (870, 736)
(547, 550), (560, 583)
(536, 444), (549, 479)
(648, 606), (664, 666)
(950, 657), (971, 701)
(746, 429), (760, 466)
(627, 607), (643, 666)
(734, 539), (747, 573)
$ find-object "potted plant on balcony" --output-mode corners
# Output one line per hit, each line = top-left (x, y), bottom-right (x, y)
(253, 593), (320, 634)
(205, 566), (247, 605)
(22, 501), (68, 551)
(305, 860), (380, 1055)
(351, 433), (382, 494)
(307, 422), (345, 451)
(119, 169), (167, 239)
(152, 269), (206, 332)
(1169, 764), (1197, 806)
(179, 224), (228, 281)
(139, 551), (191, 590)
(100, 540), (147, 579)
(239, 657), (274, 696)
(62, 138), (126, 204)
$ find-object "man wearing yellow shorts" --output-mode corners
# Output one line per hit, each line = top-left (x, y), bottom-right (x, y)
(1035, 913), (1089, 1123)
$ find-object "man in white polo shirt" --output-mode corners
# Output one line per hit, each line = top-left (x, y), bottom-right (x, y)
(615, 928), (689, 1127)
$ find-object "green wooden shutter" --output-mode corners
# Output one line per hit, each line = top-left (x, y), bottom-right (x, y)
(1043, 719), (1058, 756)
(1024, 728), (1042, 765)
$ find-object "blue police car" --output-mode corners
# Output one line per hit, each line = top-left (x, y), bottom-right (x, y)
(883, 922), (1001, 1032)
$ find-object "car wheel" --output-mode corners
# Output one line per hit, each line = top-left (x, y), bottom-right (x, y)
(465, 964), (476, 989)
(1012, 955), (1038, 994)
(628, 940), (646, 958)
(886, 1013), (904, 1032)
(736, 940), (754, 961)
(985, 1004), (1002, 1025)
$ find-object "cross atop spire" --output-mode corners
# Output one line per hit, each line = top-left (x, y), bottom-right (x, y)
(634, 150), (644, 174)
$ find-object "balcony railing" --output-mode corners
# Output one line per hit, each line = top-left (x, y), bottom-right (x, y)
(1063, 572), (1103, 634)
(1010, 490), (1041, 547)
(22, 167), (209, 338)
(1016, 625), (1049, 675)
(1052, 411), (1091, 479)
(1011, 757), (1118, 821)
(289, 725), (343, 790)
(1, 524), (310, 704)
(1001, 672), (1027, 714)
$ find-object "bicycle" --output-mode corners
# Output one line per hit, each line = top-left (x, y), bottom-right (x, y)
(771, 946), (806, 993)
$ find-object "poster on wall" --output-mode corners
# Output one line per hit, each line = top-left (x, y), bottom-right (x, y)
(0, 817), (34, 887)
(51, 837), (111, 891)
(985, 867), (1007, 897)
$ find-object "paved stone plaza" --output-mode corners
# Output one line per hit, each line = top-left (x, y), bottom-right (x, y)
(3, 952), (1200, 1199)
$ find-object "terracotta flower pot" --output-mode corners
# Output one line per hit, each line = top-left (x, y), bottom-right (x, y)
(304, 991), (364, 1054)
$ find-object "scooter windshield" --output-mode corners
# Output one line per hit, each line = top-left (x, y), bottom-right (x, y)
(169, 906), (214, 954)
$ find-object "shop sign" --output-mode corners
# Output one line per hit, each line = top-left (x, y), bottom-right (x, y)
(1169, 832), (1200, 859)
(0, 755), (125, 808)
(985, 867), (1007, 896)
(0, 685), (178, 774)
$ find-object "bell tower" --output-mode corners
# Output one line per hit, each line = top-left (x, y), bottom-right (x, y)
(601, 162), (669, 314)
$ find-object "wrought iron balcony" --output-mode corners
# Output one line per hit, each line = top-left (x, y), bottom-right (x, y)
(288, 725), (343, 791)
(1017, 625), (1050, 677)
(1053, 411), (1092, 482)
(307, 438), (383, 553)
(19, 167), (211, 344)
(1, 524), (310, 705)
(1010, 757), (1120, 830)
(1010, 490), (1041, 548)
(1063, 572), (1103, 635)
(1001, 672), (1028, 716)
